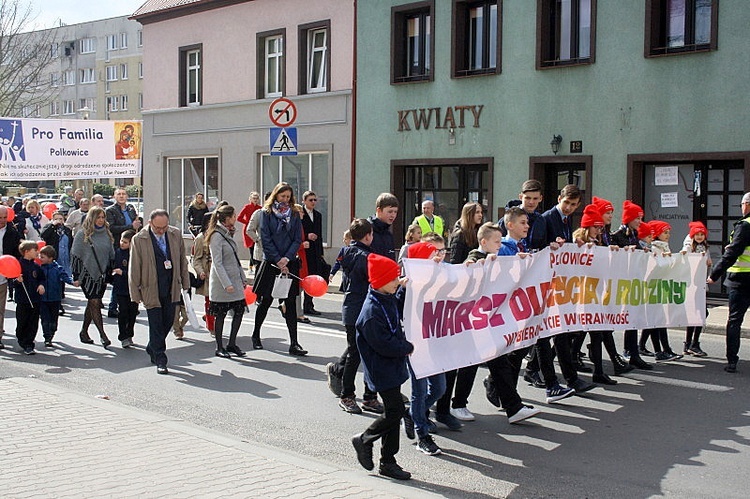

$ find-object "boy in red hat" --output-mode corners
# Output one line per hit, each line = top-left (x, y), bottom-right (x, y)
(352, 253), (413, 480)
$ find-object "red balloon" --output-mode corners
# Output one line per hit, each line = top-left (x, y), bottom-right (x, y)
(43, 202), (57, 220)
(244, 285), (257, 305)
(6, 207), (15, 220)
(37, 240), (46, 250)
(301, 275), (328, 297)
(0, 255), (21, 279)
(34, 258), (42, 265)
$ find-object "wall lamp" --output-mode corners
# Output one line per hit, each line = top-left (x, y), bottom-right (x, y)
(550, 135), (562, 155)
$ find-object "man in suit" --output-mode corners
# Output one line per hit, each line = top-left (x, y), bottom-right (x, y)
(301, 190), (324, 315)
(0, 206), (21, 349)
(129, 209), (189, 374)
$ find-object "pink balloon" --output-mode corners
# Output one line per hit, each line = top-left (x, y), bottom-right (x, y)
(301, 275), (328, 297)
(0, 255), (21, 279)
(244, 286), (257, 305)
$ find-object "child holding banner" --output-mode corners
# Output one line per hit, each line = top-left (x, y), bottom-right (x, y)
(682, 222), (710, 357)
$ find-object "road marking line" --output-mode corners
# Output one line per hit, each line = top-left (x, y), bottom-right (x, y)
(626, 373), (732, 392)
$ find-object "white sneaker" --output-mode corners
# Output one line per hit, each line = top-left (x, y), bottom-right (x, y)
(121, 338), (134, 348)
(508, 406), (541, 424)
(450, 407), (475, 421)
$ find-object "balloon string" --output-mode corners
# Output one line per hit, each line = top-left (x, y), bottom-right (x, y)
(20, 281), (34, 309)
(271, 263), (302, 281)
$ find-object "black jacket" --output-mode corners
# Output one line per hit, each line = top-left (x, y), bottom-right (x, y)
(449, 221), (479, 264)
(341, 241), (371, 326)
(301, 207), (324, 274)
(710, 218), (750, 288)
(105, 204), (140, 244)
(536, 207), (574, 248)
(368, 216), (396, 261)
(40, 222), (73, 256)
(2, 223), (21, 258)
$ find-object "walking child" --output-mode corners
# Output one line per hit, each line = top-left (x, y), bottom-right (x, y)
(39, 245), (74, 348)
(648, 221), (683, 362)
(112, 230), (139, 348)
(682, 221), (710, 356)
(14, 240), (45, 355)
(329, 229), (351, 292)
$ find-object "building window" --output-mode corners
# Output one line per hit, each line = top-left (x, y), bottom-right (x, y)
(179, 44), (202, 107)
(392, 2), (434, 83)
(121, 94), (128, 111)
(80, 37), (96, 54)
(453, 0), (501, 77)
(79, 98), (96, 112)
(537, 0), (596, 68)
(138, 62), (143, 79)
(167, 157), (219, 234)
(645, 0), (717, 56)
(139, 92), (143, 110)
(121, 63), (128, 80)
(50, 73), (59, 87)
(79, 68), (95, 84)
(107, 96), (119, 112)
(50, 43), (59, 58)
(49, 101), (59, 116)
(120, 33), (128, 49)
(107, 34), (118, 51)
(261, 152), (330, 244)
(257, 30), (285, 98)
(106, 65), (118, 81)
(299, 22), (330, 94)
(63, 100), (75, 115)
(137, 30), (143, 47)
(62, 70), (75, 86)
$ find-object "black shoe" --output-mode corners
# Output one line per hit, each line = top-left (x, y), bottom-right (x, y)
(44, 340), (53, 348)
(523, 370), (545, 388)
(226, 345), (246, 357)
(725, 363), (738, 373)
(79, 332), (94, 344)
(574, 358), (593, 373)
(379, 462), (411, 480)
(592, 373), (617, 385)
(107, 310), (119, 318)
(613, 354), (634, 375)
(215, 348), (231, 358)
(156, 365), (169, 375)
(351, 433), (374, 471)
(100, 334), (112, 348)
(483, 376), (501, 408)
(305, 308), (322, 316)
(629, 356), (653, 370)
(58, 308), (66, 316)
(251, 336), (263, 350)
(403, 412), (415, 440)
(288, 343), (308, 356)
(568, 378), (596, 394)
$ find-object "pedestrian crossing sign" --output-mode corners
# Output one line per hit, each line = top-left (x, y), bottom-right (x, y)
(270, 127), (297, 156)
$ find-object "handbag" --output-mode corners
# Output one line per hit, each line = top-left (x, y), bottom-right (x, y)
(271, 273), (293, 299)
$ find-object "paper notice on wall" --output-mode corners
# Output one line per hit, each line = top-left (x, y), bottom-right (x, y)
(655, 166), (679, 186)
(661, 192), (679, 208)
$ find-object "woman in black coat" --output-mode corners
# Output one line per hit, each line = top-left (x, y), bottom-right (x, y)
(448, 202), (484, 264)
(186, 193), (209, 236)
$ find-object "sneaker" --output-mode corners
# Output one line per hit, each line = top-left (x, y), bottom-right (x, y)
(403, 413), (415, 440)
(688, 344), (707, 357)
(361, 398), (384, 414)
(339, 396), (362, 414)
(450, 407), (475, 421)
(44, 340), (53, 348)
(23, 347), (35, 355)
(326, 362), (342, 397)
(416, 435), (442, 456)
(378, 461), (411, 480)
(121, 338), (134, 348)
(351, 434), (374, 471)
(568, 378), (596, 394)
(655, 351), (678, 363)
(546, 384), (575, 404)
(523, 370), (546, 388)
(435, 412), (462, 431)
(483, 376), (501, 408)
(683, 342), (692, 356)
(426, 418), (438, 434)
(638, 346), (655, 357)
(666, 350), (684, 360)
(508, 405), (541, 424)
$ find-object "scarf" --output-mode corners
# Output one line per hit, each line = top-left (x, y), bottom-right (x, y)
(272, 202), (292, 226)
(30, 213), (42, 232)
(71, 228), (114, 280)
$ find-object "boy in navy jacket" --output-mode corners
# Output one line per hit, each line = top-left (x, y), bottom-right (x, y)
(352, 253), (413, 481)
(112, 230), (138, 348)
(15, 241), (45, 355)
(39, 245), (74, 347)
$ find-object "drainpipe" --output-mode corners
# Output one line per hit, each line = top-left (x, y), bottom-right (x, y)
(349, 0), (358, 220)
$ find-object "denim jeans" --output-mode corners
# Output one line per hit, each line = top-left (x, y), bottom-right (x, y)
(408, 363), (446, 438)
(726, 286), (750, 364)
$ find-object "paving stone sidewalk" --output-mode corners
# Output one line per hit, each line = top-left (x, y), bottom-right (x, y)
(0, 377), (440, 499)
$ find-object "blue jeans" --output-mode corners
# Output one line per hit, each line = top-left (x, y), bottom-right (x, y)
(726, 286), (750, 364)
(408, 362), (446, 439)
(146, 298), (176, 367)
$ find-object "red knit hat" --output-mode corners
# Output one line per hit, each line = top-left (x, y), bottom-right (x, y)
(650, 220), (671, 238)
(637, 221), (654, 240)
(592, 196), (614, 215)
(580, 204), (605, 228)
(621, 201), (644, 225)
(688, 221), (708, 239)
(407, 241), (437, 259)
(368, 253), (400, 289)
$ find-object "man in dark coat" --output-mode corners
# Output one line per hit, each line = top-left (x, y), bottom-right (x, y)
(105, 187), (142, 317)
(301, 190), (324, 315)
(0, 206), (22, 349)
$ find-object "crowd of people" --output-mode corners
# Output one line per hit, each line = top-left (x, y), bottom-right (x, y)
(1, 180), (749, 482)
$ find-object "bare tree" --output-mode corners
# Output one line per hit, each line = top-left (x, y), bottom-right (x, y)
(0, 0), (57, 117)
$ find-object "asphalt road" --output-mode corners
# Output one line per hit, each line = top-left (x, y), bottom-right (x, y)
(1, 288), (747, 498)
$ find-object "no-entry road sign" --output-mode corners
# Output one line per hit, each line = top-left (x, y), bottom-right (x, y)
(268, 97), (297, 127)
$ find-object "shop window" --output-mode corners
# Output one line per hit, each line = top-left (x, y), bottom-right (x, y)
(167, 157), (220, 234)
(392, 2), (434, 83)
(261, 152), (330, 245)
(645, 0), (717, 56)
(299, 21), (330, 94)
(179, 44), (202, 106)
(257, 30), (285, 99)
(537, 0), (596, 69)
(452, 0), (501, 77)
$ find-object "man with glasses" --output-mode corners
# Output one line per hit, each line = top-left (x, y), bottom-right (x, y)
(301, 190), (325, 316)
(129, 209), (190, 375)
(708, 192), (750, 373)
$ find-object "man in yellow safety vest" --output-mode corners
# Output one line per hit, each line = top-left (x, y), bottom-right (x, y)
(412, 200), (444, 238)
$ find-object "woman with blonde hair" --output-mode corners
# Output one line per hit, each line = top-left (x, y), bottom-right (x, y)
(187, 193), (209, 236)
(23, 200), (50, 241)
(71, 206), (115, 347)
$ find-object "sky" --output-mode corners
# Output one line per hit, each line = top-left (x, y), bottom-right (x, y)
(27, 0), (146, 29)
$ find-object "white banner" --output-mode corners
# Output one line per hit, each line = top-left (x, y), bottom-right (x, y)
(403, 244), (707, 379)
(0, 117), (142, 180)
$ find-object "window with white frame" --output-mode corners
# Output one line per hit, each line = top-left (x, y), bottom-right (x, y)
(261, 152), (330, 244)
(62, 70), (75, 85)
(306, 26), (328, 93)
(79, 68), (95, 84)
(121, 94), (128, 111)
(49, 101), (59, 116)
(80, 37), (96, 54)
(120, 63), (128, 80)
(138, 62), (143, 79)
(137, 30), (143, 47)
(180, 47), (201, 106)
(107, 95), (119, 112)
(63, 100), (75, 115)
(258, 32), (284, 98)
(106, 65), (118, 81)
(79, 98), (96, 112)
(139, 92), (143, 109)
(120, 33), (128, 49)
(167, 157), (219, 234)
(50, 43), (59, 58)
(50, 72), (59, 87)
(107, 34), (118, 51)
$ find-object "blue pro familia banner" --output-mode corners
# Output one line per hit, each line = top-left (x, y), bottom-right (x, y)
(0, 117), (142, 180)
